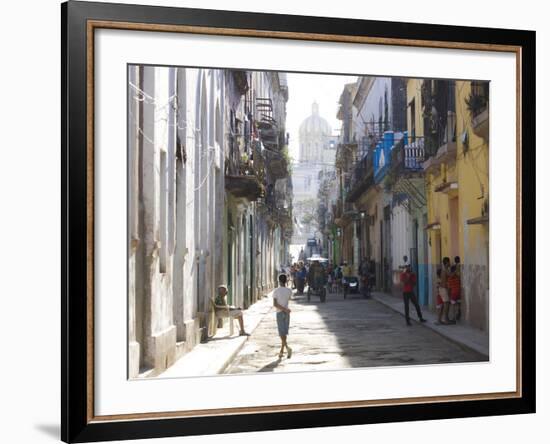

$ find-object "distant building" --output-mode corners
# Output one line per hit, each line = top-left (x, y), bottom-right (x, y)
(292, 102), (337, 245)
(298, 101), (334, 164)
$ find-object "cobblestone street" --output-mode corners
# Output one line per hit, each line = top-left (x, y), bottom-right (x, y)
(224, 289), (487, 374)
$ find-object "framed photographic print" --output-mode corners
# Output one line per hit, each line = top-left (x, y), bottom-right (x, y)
(61, 0), (536, 442)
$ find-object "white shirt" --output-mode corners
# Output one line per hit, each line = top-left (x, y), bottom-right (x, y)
(272, 286), (292, 312)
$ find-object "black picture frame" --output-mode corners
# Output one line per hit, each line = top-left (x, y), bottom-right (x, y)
(61, 1), (536, 442)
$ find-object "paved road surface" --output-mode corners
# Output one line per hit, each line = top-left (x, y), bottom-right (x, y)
(224, 289), (486, 374)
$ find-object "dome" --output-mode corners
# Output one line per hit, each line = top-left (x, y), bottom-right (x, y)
(299, 102), (332, 138)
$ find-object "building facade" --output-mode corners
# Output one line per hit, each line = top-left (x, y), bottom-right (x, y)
(326, 75), (489, 332)
(335, 77), (407, 284)
(423, 79), (489, 329)
(128, 66), (292, 378)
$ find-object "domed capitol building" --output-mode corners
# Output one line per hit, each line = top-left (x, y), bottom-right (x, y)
(298, 102), (334, 164)
(291, 102), (337, 245)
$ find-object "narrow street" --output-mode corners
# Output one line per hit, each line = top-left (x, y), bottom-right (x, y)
(225, 289), (486, 374)
(127, 67), (490, 378)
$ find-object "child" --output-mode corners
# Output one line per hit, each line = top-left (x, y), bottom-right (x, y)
(273, 273), (293, 359)
(448, 265), (462, 321)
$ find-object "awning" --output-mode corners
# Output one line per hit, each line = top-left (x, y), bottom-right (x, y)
(425, 222), (441, 230)
(434, 181), (458, 193)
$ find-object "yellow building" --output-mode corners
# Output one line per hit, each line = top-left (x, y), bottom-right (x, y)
(424, 79), (489, 331)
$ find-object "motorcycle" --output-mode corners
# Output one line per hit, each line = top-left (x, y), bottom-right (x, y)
(343, 276), (359, 299)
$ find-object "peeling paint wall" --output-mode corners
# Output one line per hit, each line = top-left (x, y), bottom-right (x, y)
(128, 67), (226, 377)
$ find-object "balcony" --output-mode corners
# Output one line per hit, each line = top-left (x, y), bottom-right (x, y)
(466, 81), (489, 141)
(334, 201), (356, 227)
(275, 208), (293, 230)
(263, 187), (293, 228)
(226, 142), (266, 201)
(232, 70), (249, 95)
(265, 186), (290, 211)
(257, 120), (279, 149)
(471, 107), (489, 141)
(374, 131), (397, 184)
(343, 202), (355, 216)
(423, 111), (457, 173)
(255, 97), (281, 150)
(346, 151), (374, 203)
(225, 174), (264, 201)
(386, 135), (428, 209)
(391, 135), (426, 175)
(264, 148), (288, 180)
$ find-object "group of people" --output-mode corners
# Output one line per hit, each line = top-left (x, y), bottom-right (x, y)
(213, 254), (463, 361)
(436, 256), (462, 325)
(287, 261), (327, 294)
(398, 255), (462, 326)
(288, 262), (307, 293)
(275, 254), (463, 357)
(287, 259), (376, 296)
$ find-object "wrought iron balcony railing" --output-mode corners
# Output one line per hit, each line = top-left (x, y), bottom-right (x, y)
(391, 135), (426, 173)
(345, 151), (374, 203)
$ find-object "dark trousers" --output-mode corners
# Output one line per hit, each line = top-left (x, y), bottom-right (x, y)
(403, 291), (423, 322)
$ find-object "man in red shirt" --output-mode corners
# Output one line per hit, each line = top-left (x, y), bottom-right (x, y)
(400, 265), (427, 326)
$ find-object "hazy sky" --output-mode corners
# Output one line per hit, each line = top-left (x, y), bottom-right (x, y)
(285, 72), (358, 161)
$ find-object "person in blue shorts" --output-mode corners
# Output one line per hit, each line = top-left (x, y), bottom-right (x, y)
(273, 273), (293, 359)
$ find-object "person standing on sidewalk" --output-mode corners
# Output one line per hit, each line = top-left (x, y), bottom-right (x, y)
(273, 273), (293, 359)
(448, 264), (462, 321)
(438, 257), (455, 325)
(400, 265), (427, 326)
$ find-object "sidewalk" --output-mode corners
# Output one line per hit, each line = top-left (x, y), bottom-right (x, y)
(160, 294), (275, 378)
(370, 291), (489, 358)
